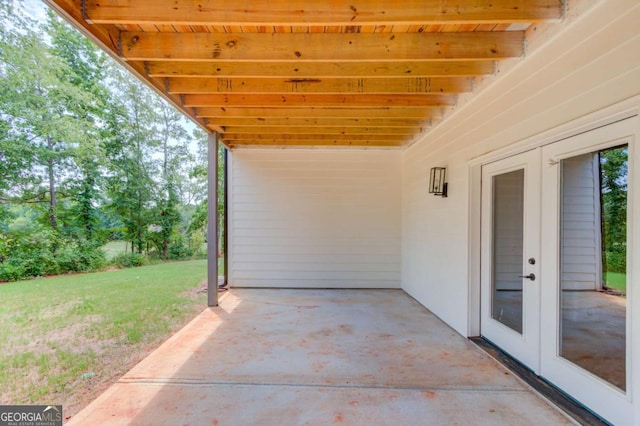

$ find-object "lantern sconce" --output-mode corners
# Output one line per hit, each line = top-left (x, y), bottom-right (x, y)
(429, 167), (448, 198)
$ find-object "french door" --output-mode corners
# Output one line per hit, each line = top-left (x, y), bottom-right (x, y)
(539, 118), (634, 425)
(481, 149), (541, 373)
(481, 117), (635, 425)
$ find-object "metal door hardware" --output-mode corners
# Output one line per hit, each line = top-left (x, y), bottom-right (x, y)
(518, 273), (536, 281)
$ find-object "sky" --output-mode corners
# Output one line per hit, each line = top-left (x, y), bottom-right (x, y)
(22, 0), (48, 22)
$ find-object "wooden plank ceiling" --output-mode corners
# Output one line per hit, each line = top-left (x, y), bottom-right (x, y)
(45, 0), (563, 149)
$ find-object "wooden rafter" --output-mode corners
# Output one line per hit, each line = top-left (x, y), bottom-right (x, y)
(120, 32), (524, 62)
(221, 135), (415, 148)
(183, 94), (458, 108)
(84, 0), (563, 26)
(168, 77), (475, 95)
(225, 140), (409, 148)
(144, 60), (496, 78)
(205, 117), (432, 127)
(194, 107), (443, 119)
(221, 134), (409, 142)
(221, 126), (423, 135)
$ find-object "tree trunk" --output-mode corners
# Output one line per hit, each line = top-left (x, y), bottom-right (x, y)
(82, 170), (95, 240)
(162, 120), (169, 260)
(217, 218), (223, 257)
(137, 192), (143, 254)
(47, 136), (58, 232)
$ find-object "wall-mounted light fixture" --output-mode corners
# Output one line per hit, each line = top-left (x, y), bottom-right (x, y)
(429, 167), (448, 198)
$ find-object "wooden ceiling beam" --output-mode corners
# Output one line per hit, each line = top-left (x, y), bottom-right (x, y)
(195, 106), (443, 119)
(221, 126), (423, 135)
(207, 117), (431, 127)
(183, 94), (457, 108)
(144, 60), (496, 78)
(167, 77), (474, 95)
(227, 140), (408, 148)
(85, 0), (563, 26)
(120, 31), (524, 62)
(221, 133), (409, 142)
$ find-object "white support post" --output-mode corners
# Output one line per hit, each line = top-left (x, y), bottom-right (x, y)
(207, 132), (219, 307)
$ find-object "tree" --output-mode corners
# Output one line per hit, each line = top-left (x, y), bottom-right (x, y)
(104, 73), (156, 254)
(0, 118), (32, 220)
(0, 10), (94, 232)
(0, 3), (111, 281)
(154, 102), (188, 259)
(46, 11), (109, 241)
(600, 146), (628, 274)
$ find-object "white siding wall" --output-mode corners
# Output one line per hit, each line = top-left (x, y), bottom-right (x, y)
(561, 154), (602, 291)
(229, 149), (401, 288)
(401, 0), (640, 335)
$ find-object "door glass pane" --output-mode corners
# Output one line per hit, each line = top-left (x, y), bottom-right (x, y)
(560, 146), (627, 391)
(492, 170), (524, 333)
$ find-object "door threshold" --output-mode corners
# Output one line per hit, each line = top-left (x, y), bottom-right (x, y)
(470, 337), (609, 426)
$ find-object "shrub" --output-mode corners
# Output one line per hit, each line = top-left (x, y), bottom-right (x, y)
(0, 216), (111, 281)
(188, 232), (205, 256)
(0, 262), (25, 282)
(57, 241), (108, 273)
(111, 252), (147, 268)
(0, 226), (60, 280)
(168, 233), (193, 260)
(0, 227), (108, 281)
(606, 249), (626, 273)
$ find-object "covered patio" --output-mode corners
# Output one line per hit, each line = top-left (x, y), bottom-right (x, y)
(67, 289), (573, 425)
(42, 0), (640, 423)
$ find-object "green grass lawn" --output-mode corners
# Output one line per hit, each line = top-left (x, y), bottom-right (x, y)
(604, 272), (626, 292)
(0, 259), (207, 416)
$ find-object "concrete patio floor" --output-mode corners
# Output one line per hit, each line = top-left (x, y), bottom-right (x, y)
(68, 289), (574, 425)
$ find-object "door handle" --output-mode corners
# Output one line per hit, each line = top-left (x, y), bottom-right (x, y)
(518, 273), (536, 281)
